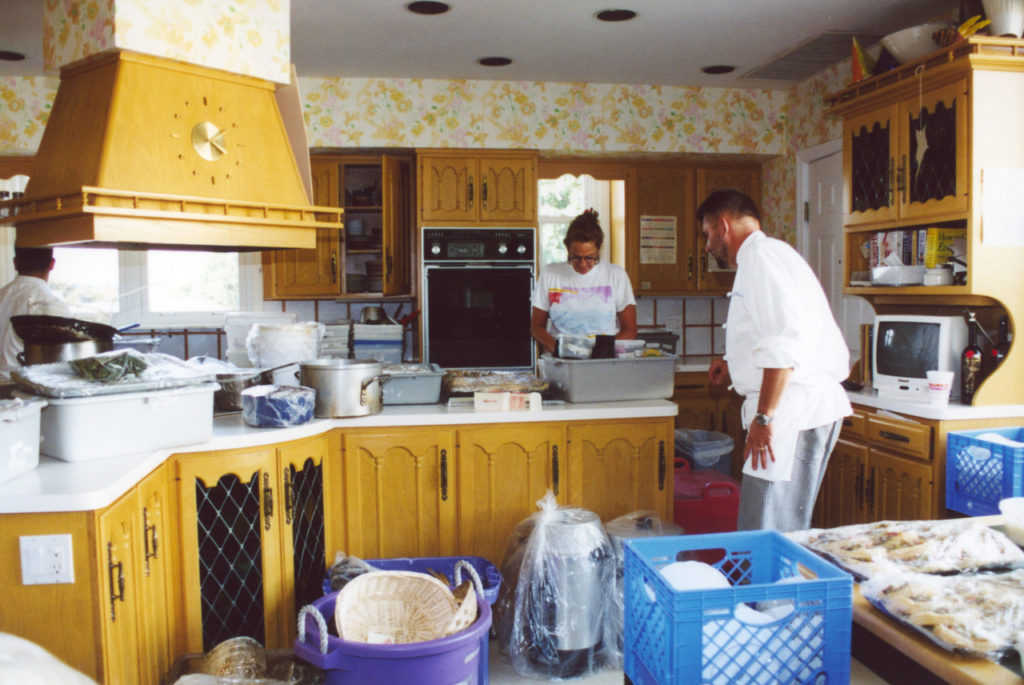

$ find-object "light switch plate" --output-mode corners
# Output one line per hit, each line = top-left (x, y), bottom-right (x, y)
(20, 534), (74, 585)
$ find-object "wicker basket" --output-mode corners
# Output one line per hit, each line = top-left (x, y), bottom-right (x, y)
(334, 571), (457, 644)
(443, 581), (478, 636)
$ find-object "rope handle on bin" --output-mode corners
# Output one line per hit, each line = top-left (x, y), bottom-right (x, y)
(454, 560), (485, 600)
(297, 604), (330, 655)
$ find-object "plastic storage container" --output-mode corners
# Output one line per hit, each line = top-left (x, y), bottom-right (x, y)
(946, 427), (1024, 515)
(0, 398), (46, 484)
(623, 531), (852, 685)
(39, 383), (217, 461)
(637, 329), (680, 355)
(538, 355), (676, 402)
(330, 556), (503, 605)
(675, 429), (733, 472)
(224, 311), (296, 367)
(673, 458), (740, 534)
(352, 341), (402, 364)
(382, 364), (444, 405)
(295, 590), (492, 685)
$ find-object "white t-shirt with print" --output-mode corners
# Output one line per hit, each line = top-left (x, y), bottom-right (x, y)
(531, 261), (636, 337)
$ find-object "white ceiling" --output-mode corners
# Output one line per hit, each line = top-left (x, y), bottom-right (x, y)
(2, 0), (956, 88)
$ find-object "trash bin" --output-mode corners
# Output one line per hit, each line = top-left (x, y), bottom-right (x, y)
(674, 429), (733, 474)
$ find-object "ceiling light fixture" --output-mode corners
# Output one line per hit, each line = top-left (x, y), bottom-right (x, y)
(407, 1), (450, 15)
(595, 9), (637, 22)
(0, 51), (26, 62)
(701, 65), (736, 75)
(478, 57), (512, 67)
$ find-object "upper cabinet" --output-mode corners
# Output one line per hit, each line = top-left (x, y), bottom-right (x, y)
(419, 150), (538, 225)
(829, 38), (1024, 406)
(263, 154), (414, 300)
(626, 162), (760, 295)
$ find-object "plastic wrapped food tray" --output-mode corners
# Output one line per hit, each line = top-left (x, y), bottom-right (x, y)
(538, 355), (676, 402)
(381, 364), (444, 405)
(39, 382), (217, 461)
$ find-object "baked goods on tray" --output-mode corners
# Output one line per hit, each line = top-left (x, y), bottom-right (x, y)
(861, 569), (1024, 657)
(442, 369), (548, 395)
(792, 519), (1024, 579)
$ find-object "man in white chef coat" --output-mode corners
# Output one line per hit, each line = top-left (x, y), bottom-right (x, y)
(0, 247), (69, 381)
(699, 189), (851, 532)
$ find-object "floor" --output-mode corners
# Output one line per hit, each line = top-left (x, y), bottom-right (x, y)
(487, 641), (889, 683)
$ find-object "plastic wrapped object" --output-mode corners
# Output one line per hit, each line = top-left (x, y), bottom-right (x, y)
(246, 322), (324, 369)
(11, 351), (216, 398)
(495, 491), (618, 680)
(326, 552), (376, 592)
(603, 510), (682, 668)
(69, 349), (148, 382)
(241, 385), (315, 428)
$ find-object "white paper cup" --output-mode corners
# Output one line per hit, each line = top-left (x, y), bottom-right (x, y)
(926, 370), (954, 405)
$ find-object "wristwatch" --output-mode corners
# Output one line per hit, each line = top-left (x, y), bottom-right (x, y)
(754, 412), (773, 427)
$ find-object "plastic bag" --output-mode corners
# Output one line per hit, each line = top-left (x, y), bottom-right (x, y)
(326, 551), (376, 591)
(69, 349), (148, 382)
(494, 491), (618, 680)
(11, 351), (216, 398)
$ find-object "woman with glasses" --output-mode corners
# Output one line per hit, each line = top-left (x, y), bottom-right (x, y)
(530, 209), (637, 355)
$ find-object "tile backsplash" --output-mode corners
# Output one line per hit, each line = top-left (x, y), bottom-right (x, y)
(638, 296), (728, 356)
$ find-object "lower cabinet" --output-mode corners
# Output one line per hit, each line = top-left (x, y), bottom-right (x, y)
(672, 371), (746, 481)
(566, 418), (674, 523)
(176, 434), (330, 652)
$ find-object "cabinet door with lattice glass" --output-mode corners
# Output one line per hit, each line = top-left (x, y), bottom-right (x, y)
(843, 104), (899, 226)
(176, 448), (286, 652)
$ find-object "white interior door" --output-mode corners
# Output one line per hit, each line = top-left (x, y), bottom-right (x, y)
(802, 147), (873, 364)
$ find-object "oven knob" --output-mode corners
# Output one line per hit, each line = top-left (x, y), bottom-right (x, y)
(430, 243), (442, 256)
(516, 244), (527, 255)
(497, 243), (508, 254)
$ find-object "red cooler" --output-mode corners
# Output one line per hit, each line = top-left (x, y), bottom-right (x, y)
(673, 458), (740, 534)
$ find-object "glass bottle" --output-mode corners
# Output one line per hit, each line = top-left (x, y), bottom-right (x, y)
(990, 315), (1010, 373)
(960, 313), (983, 405)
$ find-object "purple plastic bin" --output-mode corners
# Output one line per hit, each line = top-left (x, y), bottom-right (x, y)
(296, 590), (492, 685)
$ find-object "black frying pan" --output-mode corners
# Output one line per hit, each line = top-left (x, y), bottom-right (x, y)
(11, 315), (118, 344)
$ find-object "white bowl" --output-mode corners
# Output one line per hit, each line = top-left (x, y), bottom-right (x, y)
(983, 0), (1024, 37)
(1000, 497), (1024, 545)
(881, 23), (950, 64)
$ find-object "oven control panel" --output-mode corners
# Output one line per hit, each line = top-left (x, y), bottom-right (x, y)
(422, 228), (535, 262)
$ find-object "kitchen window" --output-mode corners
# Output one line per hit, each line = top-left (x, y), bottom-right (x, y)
(48, 248), (262, 328)
(538, 173), (625, 268)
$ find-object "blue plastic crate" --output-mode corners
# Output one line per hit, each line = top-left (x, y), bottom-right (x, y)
(946, 427), (1024, 516)
(623, 531), (852, 685)
(324, 555), (501, 605)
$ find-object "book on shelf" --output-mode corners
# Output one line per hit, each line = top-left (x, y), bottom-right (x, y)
(924, 227), (966, 268)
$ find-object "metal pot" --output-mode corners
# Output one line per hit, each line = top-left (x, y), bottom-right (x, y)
(18, 338), (114, 366)
(214, 363), (298, 412)
(299, 359), (391, 418)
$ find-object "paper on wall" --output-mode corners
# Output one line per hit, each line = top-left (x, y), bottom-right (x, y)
(981, 168), (1024, 247)
(639, 215), (677, 264)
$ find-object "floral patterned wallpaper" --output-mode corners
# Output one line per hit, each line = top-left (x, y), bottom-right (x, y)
(43, 0), (290, 83)
(1, 61), (849, 245)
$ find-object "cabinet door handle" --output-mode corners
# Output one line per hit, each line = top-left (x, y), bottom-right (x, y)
(687, 254), (694, 280)
(284, 467), (294, 526)
(482, 175), (488, 209)
(440, 448), (448, 501)
(888, 157), (896, 207)
(467, 176), (474, 209)
(263, 471), (273, 531)
(701, 252), (708, 275)
(676, 384), (703, 391)
(331, 251), (338, 284)
(898, 154), (907, 204)
(866, 466), (876, 512)
(658, 440), (666, 491)
(142, 506), (158, 575)
(855, 463), (864, 505)
(552, 445), (559, 496)
(385, 249), (393, 281)
(878, 430), (910, 443)
(843, 418), (853, 428)
(107, 542), (125, 622)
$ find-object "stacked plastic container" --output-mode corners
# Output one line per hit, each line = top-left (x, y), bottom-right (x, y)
(223, 311), (296, 367)
(322, 321), (351, 359)
(352, 323), (403, 363)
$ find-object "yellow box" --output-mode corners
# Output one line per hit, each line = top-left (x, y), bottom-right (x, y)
(924, 228), (966, 269)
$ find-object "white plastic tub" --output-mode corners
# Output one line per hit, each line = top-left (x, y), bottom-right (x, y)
(539, 355), (676, 402)
(0, 399), (46, 483)
(40, 383), (217, 461)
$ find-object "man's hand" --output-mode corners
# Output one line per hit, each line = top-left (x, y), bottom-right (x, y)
(708, 357), (730, 387)
(744, 422), (775, 470)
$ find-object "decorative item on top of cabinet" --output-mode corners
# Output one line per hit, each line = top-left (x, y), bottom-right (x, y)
(565, 418), (675, 524)
(263, 154), (413, 299)
(175, 435), (330, 652)
(418, 150), (538, 225)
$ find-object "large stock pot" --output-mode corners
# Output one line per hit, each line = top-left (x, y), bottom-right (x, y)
(299, 359), (391, 418)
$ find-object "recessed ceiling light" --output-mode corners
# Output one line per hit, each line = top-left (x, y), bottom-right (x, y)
(701, 65), (736, 75)
(478, 57), (512, 67)
(595, 9), (637, 22)
(0, 51), (26, 62)
(407, 1), (450, 15)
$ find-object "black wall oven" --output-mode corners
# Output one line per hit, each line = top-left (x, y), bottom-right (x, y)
(422, 227), (535, 369)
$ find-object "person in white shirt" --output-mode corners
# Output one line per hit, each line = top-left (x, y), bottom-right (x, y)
(699, 189), (852, 532)
(0, 247), (69, 381)
(530, 209), (637, 355)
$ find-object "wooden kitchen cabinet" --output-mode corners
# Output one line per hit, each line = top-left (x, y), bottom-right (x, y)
(96, 488), (144, 684)
(418, 150), (538, 225)
(695, 165), (761, 292)
(339, 427), (457, 559)
(454, 424), (565, 566)
(566, 418), (674, 523)
(175, 434), (330, 652)
(263, 153), (413, 299)
(135, 465), (177, 684)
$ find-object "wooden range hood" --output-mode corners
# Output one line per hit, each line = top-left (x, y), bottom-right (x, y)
(0, 50), (340, 251)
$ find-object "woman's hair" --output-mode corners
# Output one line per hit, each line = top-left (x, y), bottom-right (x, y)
(563, 208), (604, 251)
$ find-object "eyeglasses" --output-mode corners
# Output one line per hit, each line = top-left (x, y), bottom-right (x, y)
(568, 255), (600, 265)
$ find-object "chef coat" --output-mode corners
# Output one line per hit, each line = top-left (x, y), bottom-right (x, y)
(724, 231), (851, 481)
(531, 261), (635, 337)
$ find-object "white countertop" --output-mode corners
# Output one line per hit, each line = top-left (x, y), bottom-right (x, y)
(0, 399), (678, 515)
(846, 388), (1024, 421)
